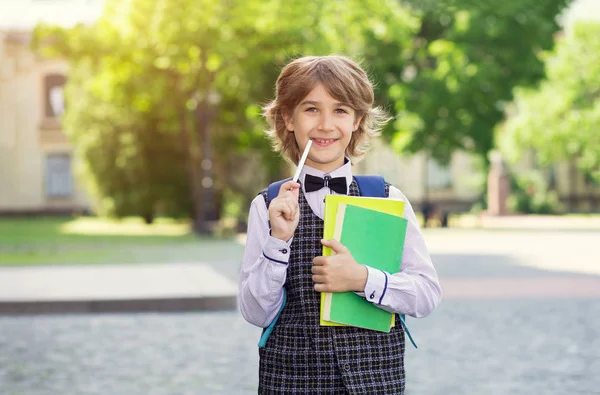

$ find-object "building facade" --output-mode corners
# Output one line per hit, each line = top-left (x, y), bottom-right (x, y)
(358, 136), (600, 214)
(355, 139), (480, 213)
(0, 30), (88, 214)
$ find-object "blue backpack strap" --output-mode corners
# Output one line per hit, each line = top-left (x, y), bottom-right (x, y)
(258, 290), (287, 347)
(267, 177), (292, 208)
(354, 175), (386, 198)
(398, 314), (418, 349)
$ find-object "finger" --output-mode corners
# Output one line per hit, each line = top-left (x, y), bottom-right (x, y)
(278, 180), (301, 196)
(291, 196), (299, 211)
(320, 239), (349, 254)
(277, 203), (291, 219)
(312, 256), (325, 266)
(311, 265), (325, 275)
(291, 186), (300, 200)
(312, 274), (326, 284)
(286, 201), (296, 220)
(284, 196), (298, 213)
(284, 189), (300, 205)
(314, 283), (328, 293)
(269, 199), (287, 212)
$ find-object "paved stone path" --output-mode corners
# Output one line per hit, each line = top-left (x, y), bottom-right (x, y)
(0, 264), (237, 314)
(1, 299), (598, 395)
(0, 228), (599, 394)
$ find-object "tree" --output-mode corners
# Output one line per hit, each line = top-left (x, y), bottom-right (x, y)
(32, 20), (191, 224)
(32, 0), (416, 232)
(32, 0), (574, 230)
(500, 22), (600, 182)
(382, 0), (573, 165)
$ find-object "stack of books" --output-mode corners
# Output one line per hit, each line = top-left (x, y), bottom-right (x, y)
(319, 195), (408, 332)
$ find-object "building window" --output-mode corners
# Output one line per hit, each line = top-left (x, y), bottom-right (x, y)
(44, 74), (66, 118)
(427, 157), (452, 190)
(45, 154), (73, 198)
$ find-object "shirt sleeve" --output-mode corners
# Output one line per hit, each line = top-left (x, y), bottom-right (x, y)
(238, 194), (293, 328)
(359, 186), (442, 318)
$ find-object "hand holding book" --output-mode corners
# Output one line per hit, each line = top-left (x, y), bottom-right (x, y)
(319, 196), (409, 332)
(311, 238), (368, 293)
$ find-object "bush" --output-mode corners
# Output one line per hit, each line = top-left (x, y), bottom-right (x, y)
(213, 189), (245, 237)
(507, 170), (564, 214)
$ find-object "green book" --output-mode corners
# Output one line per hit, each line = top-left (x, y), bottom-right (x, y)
(322, 203), (408, 332)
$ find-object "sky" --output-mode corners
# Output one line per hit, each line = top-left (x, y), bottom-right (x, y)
(0, 0), (105, 29)
(0, 0), (598, 30)
(560, 0), (600, 30)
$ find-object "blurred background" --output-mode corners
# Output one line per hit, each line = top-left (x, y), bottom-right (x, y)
(0, 0), (599, 394)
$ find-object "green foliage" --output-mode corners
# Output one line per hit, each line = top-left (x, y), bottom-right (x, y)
(33, 0), (282, 221)
(30, 0), (573, 226)
(500, 22), (600, 182)
(385, 0), (572, 164)
(508, 170), (564, 214)
(31, 0), (418, 224)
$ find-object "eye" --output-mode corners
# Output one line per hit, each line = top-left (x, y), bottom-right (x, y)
(305, 107), (318, 113)
(335, 108), (349, 114)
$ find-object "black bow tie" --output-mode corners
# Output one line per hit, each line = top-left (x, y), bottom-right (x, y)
(304, 174), (347, 194)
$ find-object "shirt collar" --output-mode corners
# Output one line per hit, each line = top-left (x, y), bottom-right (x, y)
(300, 157), (353, 195)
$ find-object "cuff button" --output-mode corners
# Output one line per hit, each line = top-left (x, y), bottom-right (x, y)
(280, 249), (288, 254)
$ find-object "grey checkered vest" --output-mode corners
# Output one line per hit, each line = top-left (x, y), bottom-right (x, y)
(258, 179), (406, 394)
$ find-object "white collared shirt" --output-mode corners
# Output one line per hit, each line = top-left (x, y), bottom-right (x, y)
(238, 161), (442, 328)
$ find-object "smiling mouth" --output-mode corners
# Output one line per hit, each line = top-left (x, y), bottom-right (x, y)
(311, 138), (338, 146)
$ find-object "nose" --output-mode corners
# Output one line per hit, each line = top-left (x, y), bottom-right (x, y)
(318, 113), (334, 132)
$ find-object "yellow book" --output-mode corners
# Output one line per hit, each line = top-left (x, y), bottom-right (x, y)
(320, 195), (405, 328)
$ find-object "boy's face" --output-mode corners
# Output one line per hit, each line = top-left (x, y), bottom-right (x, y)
(284, 83), (362, 173)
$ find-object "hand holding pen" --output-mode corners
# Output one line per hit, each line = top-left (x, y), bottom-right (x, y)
(268, 141), (312, 241)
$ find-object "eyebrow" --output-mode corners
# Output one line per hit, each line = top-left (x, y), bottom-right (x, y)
(300, 100), (352, 108)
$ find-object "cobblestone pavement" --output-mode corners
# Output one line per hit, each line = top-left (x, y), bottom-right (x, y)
(1, 229), (599, 394)
(1, 299), (598, 395)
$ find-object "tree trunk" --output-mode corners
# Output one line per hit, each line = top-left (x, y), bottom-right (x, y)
(193, 102), (216, 235)
(178, 106), (205, 234)
(142, 212), (154, 225)
(422, 152), (431, 228)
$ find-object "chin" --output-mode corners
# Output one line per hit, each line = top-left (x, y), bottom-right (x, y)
(315, 157), (344, 167)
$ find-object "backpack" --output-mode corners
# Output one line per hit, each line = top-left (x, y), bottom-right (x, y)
(258, 175), (417, 349)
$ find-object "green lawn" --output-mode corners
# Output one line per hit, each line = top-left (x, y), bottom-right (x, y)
(0, 216), (243, 267)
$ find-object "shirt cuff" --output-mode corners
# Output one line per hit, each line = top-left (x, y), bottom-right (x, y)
(262, 235), (293, 265)
(363, 266), (389, 305)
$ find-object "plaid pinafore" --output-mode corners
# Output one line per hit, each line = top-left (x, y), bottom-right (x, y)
(258, 179), (406, 394)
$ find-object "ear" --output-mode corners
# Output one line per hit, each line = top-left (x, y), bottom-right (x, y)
(353, 115), (363, 132)
(282, 110), (294, 132)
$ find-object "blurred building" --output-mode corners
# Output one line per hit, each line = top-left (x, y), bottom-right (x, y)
(0, 0), (102, 214)
(512, 151), (600, 213)
(358, 140), (600, 214)
(356, 140), (479, 214)
(0, 30), (89, 214)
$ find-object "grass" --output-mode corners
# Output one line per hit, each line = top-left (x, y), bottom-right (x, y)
(0, 216), (243, 267)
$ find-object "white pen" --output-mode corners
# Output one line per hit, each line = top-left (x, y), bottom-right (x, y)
(292, 140), (312, 183)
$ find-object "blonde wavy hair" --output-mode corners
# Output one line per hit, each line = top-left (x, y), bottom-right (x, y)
(263, 55), (389, 165)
